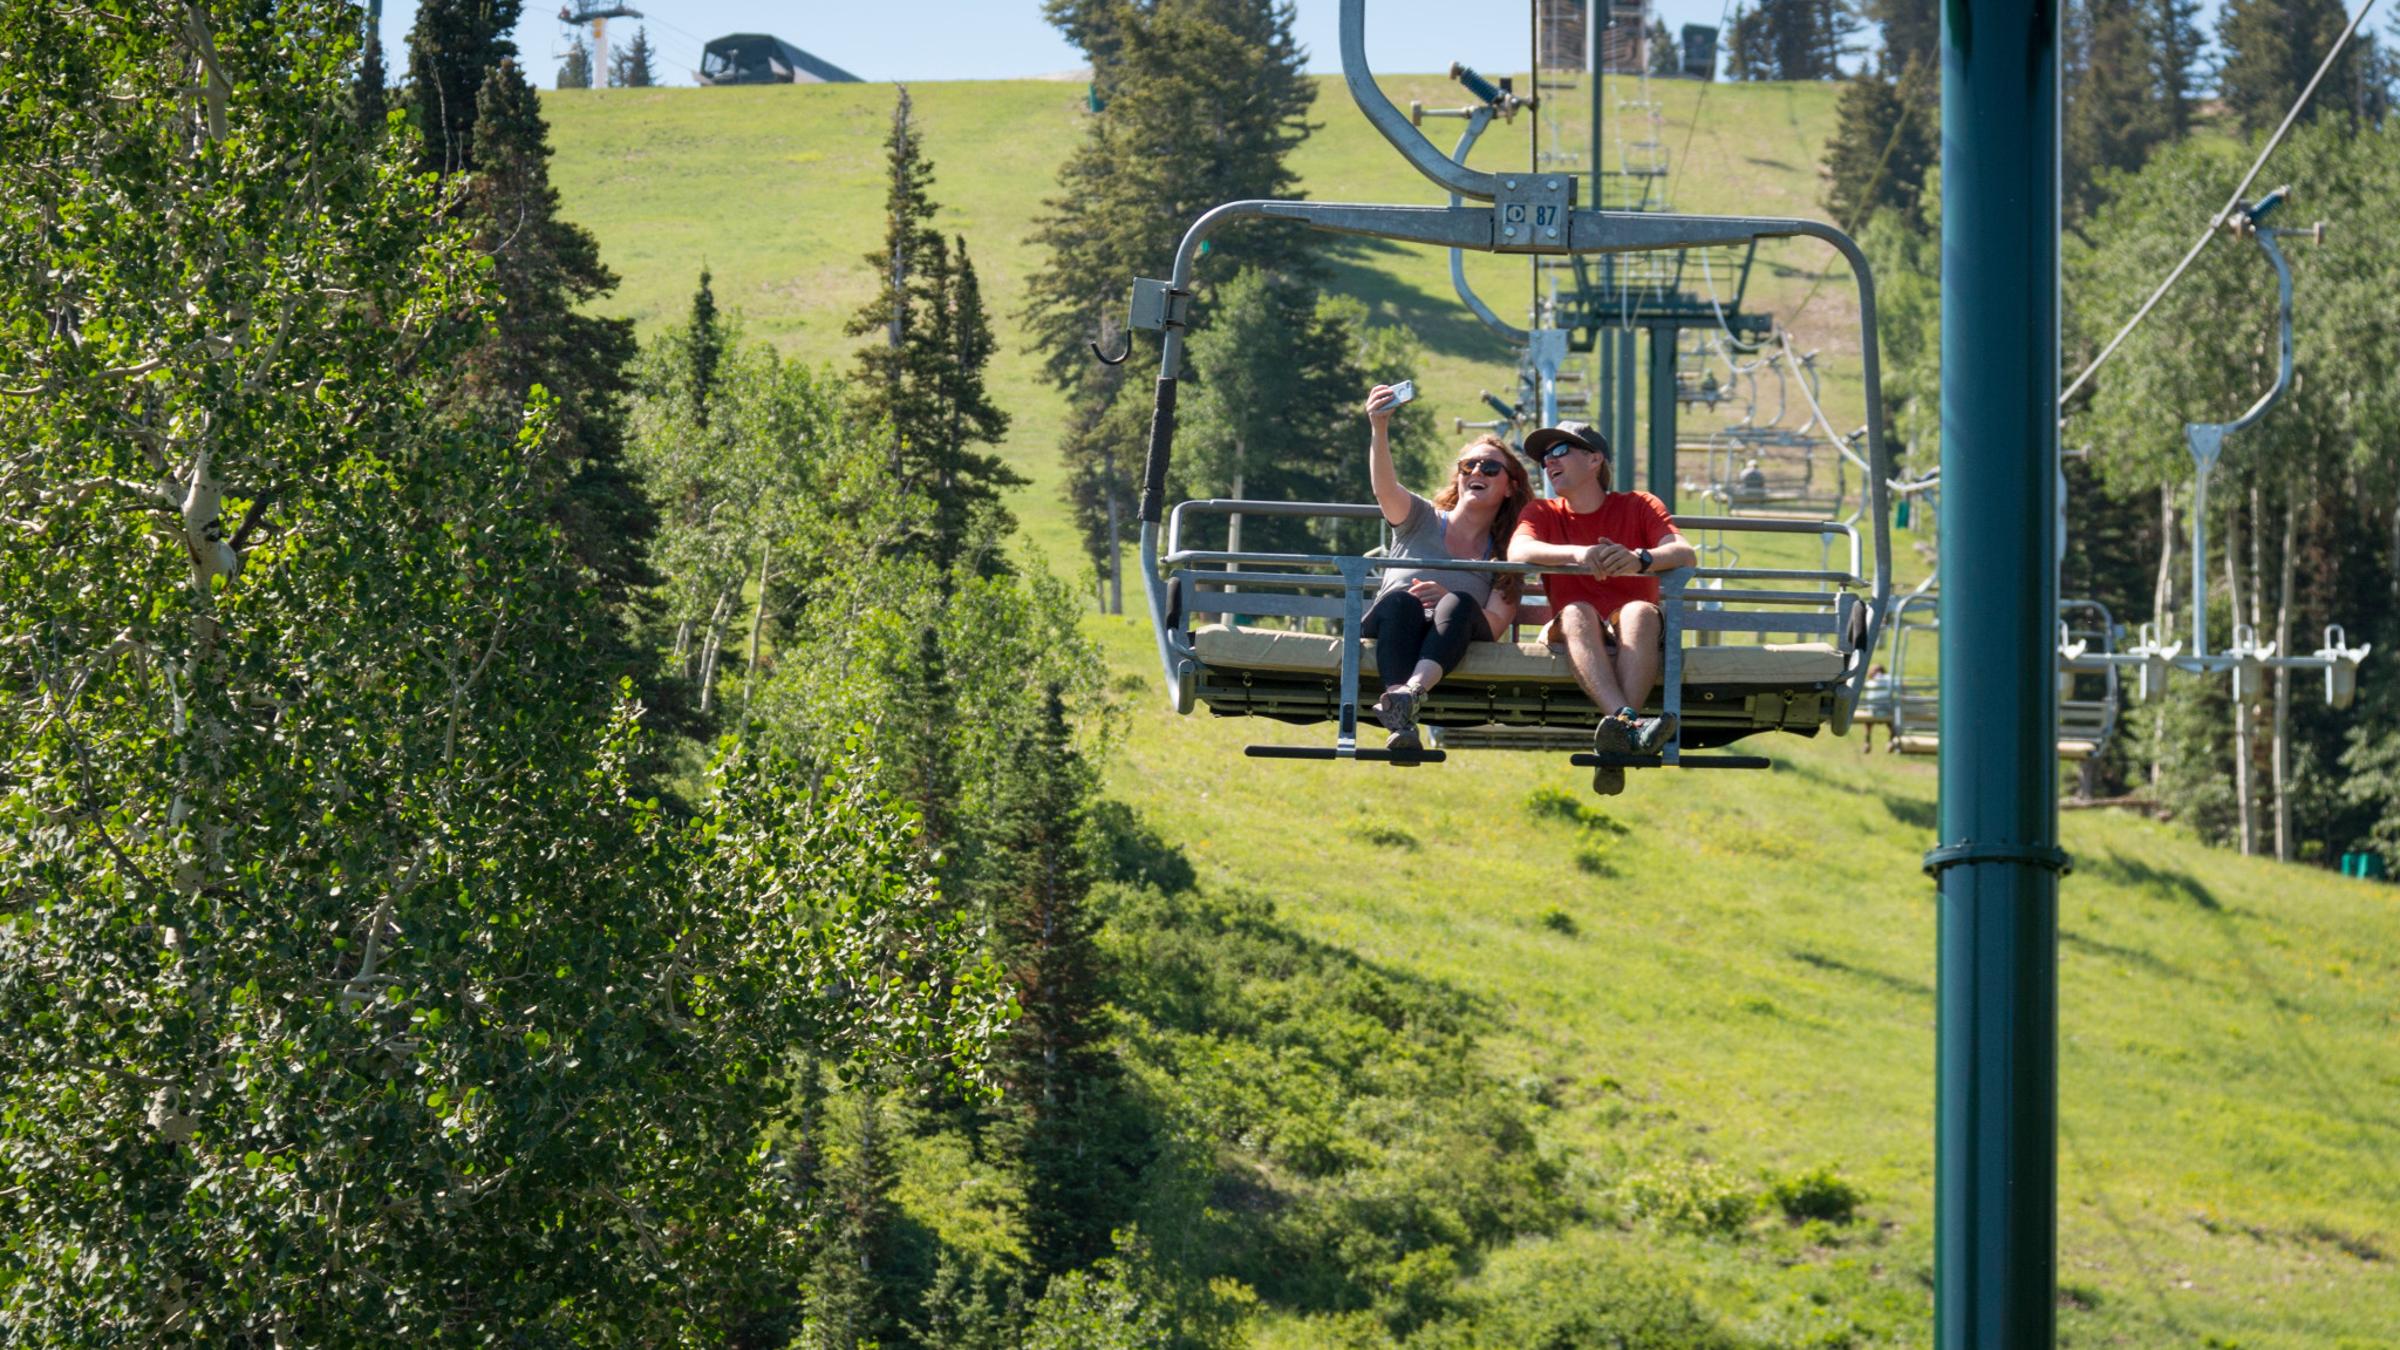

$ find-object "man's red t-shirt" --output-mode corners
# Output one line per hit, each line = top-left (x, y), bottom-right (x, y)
(1513, 492), (1678, 619)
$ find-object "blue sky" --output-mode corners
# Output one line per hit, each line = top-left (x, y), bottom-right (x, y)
(374, 2), (2233, 91)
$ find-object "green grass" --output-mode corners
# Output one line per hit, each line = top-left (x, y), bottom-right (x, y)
(547, 78), (2400, 1343)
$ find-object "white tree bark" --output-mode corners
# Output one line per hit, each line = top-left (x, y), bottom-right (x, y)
(742, 540), (772, 723)
(2273, 493), (2296, 862)
(697, 588), (734, 714)
(2153, 484), (2175, 789)
(2226, 498), (2253, 855)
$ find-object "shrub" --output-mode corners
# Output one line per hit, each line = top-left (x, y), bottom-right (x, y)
(1572, 836), (1615, 875)
(1537, 905), (1579, 935)
(1616, 1158), (1758, 1235)
(1767, 1164), (1867, 1225)
(1527, 787), (1629, 832)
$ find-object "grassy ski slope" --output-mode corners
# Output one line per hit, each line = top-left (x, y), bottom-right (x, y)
(546, 76), (2399, 1344)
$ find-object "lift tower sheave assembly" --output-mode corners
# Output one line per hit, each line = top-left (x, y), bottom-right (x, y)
(1934, 1), (2061, 1343)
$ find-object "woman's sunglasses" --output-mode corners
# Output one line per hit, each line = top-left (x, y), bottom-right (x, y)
(1457, 459), (1510, 478)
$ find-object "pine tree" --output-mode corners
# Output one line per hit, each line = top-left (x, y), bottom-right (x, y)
(801, 1095), (908, 1349)
(611, 24), (657, 87)
(1725, 5), (1775, 79)
(1182, 271), (1399, 556)
(990, 687), (1116, 1270)
(1726, 0), (1852, 79)
(355, 28), (388, 135)
(1025, 0), (1317, 601)
(558, 35), (593, 89)
(404, 0), (520, 174)
(1821, 69), (1934, 230)
(1871, 0), (1939, 75)
(2217, 0), (2361, 138)
(2065, 0), (2170, 223)
(934, 238), (1017, 554)
(847, 88), (1023, 571)
(1649, 19), (1682, 75)
(2149, 0), (2206, 137)
(461, 60), (658, 631)
(687, 267), (726, 429)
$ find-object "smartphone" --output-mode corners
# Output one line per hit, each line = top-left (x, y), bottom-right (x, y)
(1388, 380), (1417, 406)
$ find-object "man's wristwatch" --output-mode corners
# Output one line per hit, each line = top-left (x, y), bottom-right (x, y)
(1635, 547), (1654, 574)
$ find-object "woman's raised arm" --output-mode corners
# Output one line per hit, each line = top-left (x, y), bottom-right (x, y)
(1363, 384), (1414, 527)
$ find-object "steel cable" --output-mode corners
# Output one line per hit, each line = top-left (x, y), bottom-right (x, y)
(2059, 0), (2378, 409)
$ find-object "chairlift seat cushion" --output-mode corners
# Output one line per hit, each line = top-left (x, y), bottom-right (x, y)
(1191, 623), (1844, 686)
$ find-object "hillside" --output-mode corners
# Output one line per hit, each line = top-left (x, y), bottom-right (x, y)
(545, 77), (2400, 1345)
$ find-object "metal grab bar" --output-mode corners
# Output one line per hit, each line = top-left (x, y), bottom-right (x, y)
(1166, 498), (1864, 583)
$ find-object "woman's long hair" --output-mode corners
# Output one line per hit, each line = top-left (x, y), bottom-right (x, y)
(1431, 433), (1533, 601)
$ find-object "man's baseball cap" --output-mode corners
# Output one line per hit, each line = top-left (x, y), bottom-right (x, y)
(1524, 421), (1610, 460)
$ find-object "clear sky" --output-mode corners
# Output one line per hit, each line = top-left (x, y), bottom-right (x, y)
(373, 1), (2233, 90)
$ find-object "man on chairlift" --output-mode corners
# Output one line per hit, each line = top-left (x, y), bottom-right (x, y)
(1508, 423), (1697, 795)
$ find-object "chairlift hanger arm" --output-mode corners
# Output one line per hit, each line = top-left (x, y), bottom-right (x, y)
(1445, 107), (1531, 345)
(1341, 0), (1499, 201)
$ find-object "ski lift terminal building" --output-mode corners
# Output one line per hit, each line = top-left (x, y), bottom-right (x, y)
(697, 34), (862, 85)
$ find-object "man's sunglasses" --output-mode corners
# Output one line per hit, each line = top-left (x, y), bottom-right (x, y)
(1457, 459), (1510, 478)
(1540, 442), (1587, 461)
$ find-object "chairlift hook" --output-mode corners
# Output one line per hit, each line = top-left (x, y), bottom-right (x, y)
(1090, 332), (1131, 366)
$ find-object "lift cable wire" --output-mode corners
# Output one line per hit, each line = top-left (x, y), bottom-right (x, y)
(1669, 0), (1739, 190)
(1783, 64), (1932, 332)
(2058, 0), (2377, 410)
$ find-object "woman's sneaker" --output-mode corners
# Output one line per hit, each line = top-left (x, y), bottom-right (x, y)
(1376, 687), (1420, 751)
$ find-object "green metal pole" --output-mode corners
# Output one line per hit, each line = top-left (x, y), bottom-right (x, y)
(1616, 320), (1637, 492)
(1596, 325), (1615, 445)
(1647, 322), (1677, 508)
(1933, 1), (2063, 1345)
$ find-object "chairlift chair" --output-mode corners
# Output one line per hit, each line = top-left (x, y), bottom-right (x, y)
(1881, 591), (2121, 760)
(1101, 1), (1894, 780)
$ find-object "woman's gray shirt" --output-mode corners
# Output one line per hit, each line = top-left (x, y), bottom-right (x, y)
(1376, 492), (1497, 606)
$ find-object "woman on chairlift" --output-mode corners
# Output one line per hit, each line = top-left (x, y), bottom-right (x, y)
(1362, 382), (1531, 751)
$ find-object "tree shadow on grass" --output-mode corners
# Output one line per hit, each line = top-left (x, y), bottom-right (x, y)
(2056, 927), (2187, 981)
(1786, 947), (1931, 999)
(2075, 850), (2222, 912)
(1317, 235), (1528, 367)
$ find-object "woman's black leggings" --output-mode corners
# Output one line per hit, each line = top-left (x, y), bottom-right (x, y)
(1363, 588), (1495, 690)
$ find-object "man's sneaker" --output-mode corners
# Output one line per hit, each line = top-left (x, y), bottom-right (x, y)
(1590, 760), (1626, 795)
(1629, 711), (1680, 755)
(1593, 712), (1636, 755)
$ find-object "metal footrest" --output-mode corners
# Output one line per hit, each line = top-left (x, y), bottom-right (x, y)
(1246, 745), (1448, 765)
(1570, 752), (1772, 770)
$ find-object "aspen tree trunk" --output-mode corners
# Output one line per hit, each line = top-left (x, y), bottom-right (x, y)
(2227, 500), (2253, 855)
(1105, 463), (1123, 616)
(2153, 484), (2175, 788)
(673, 617), (694, 677)
(697, 588), (734, 714)
(743, 540), (773, 723)
(2273, 494), (2296, 862)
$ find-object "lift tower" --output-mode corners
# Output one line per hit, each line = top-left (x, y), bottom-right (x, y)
(1537, 0), (1769, 509)
(559, 2), (642, 88)
(1935, 1), (2061, 1342)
